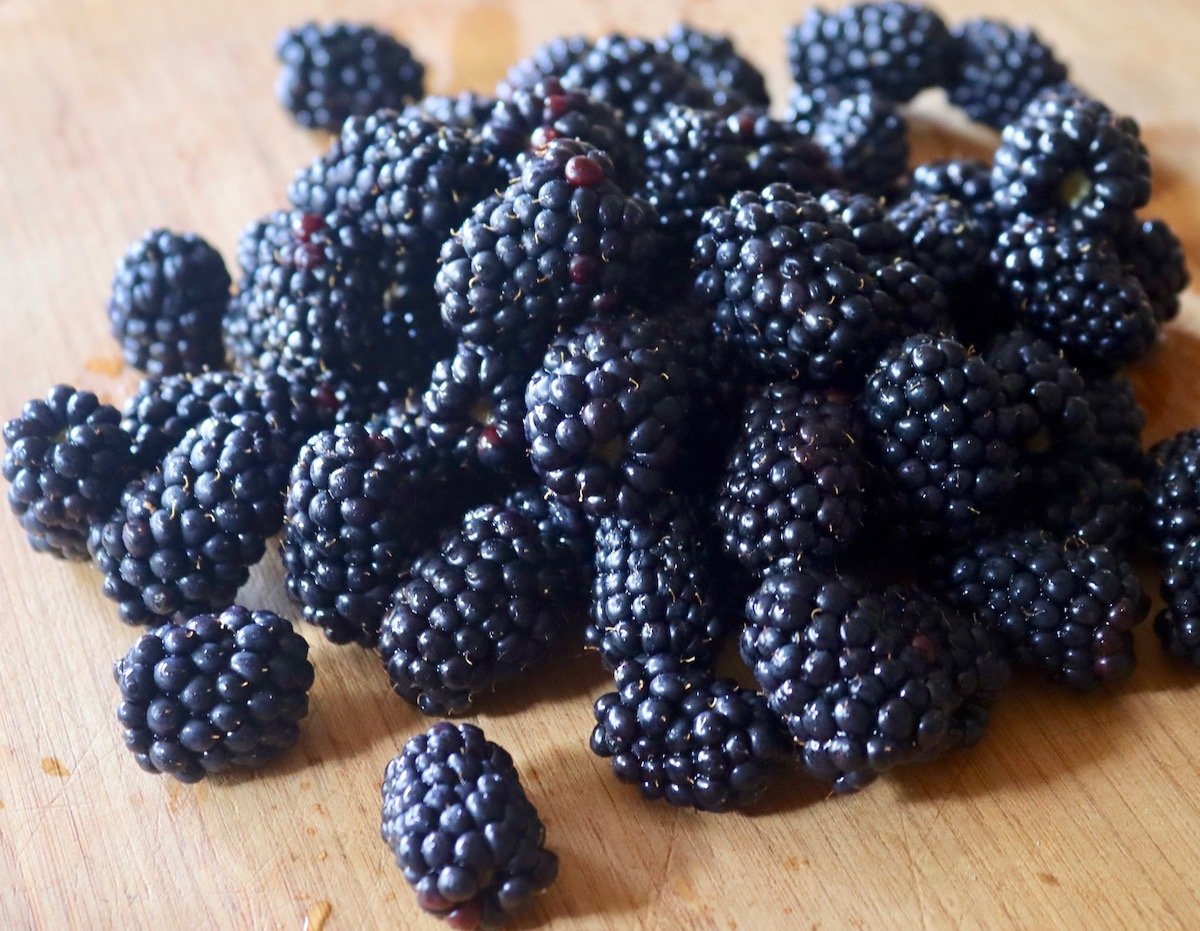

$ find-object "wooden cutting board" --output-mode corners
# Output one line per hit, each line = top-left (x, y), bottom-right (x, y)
(3, 0), (1200, 927)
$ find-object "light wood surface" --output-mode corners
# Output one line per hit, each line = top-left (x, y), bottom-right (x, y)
(3, 1), (1200, 928)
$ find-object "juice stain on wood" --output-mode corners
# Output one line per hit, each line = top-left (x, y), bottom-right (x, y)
(41, 756), (69, 777)
(303, 900), (332, 931)
(452, 3), (517, 91)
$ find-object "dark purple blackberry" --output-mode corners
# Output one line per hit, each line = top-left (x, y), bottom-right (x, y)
(1082, 375), (1146, 473)
(3, 386), (135, 560)
(503, 485), (595, 584)
(1032, 458), (1144, 553)
(275, 22), (424, 131)
(589, 655), (786, 811)
(381, 722), (557, 929)
(378, 503), (572, 715)
(786, 2), (957, 103)
(788, 84), (908, 194)
(872, 258), (951, 338)
(742, 564), (1008, 794)
(523, 314), (690, 519)
(226, 211), (292, 365)
(991, 216), (1158, 370)
(991, 88), (1150, 234)
(287, 110), (396, 218)
(936, 530), (1146, 690)
(405, 92), (497, 131)
(1118, 218), (1190, 324)
(114, 606), (313, 783)
(1157, 538), (1200, 665)
(89, 413), (291, 626)
(817, 189), (907, 259)
(946, 19), (1069, 130)
(106, 229), (230, 377)
(500, 35), (593, 97)
(692, 183), (896, 385)
(717, 384), (868, 574)
(1146, 430), (1200, 558)
(656, 24), (770, 108)
(436, 140), (659, 349)
(908, 158), (998, 241)
(887, 192), (989, 293)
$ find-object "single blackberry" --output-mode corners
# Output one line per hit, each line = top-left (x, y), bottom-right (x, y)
(3, 386), (136, 560)
(946, 19), (1069, 130)
(287, 110), (396, 217)
(89, 413), (291, 626)
(381, 722), (557, 929)
(788, 84), (908, 194)
(991, 88), (1150, 234)
(436, 140), (659, 349)
(275, 22), (424, 131)
(908, 158), (998, 241)
(107, 229), (230, 377)
(226, 211), (293, 365)
(500, 35), (593, 97)
(1157, 538), (1200, 665)
(589, 655), (786, 811)
(1118, 218), (1190, 324)
(887, 192), (989, 293)
(1146, 430), (1200, 558)
(1031, 458), (1144, 553)
(872, 257), (951, 339)
(692, 183), (896, 385)
(817, 189), (906, 258)
(785, 2), (957, 103)
(936, 530), (1147, 690)
(991, 216), (1158, 369)
(656, 24), (770, 108)
(742, 564), (1008, 794)
(114, 606), (313, 783)
(717, 383), (868, 574)
(378, 503), (572, 715)
(503, 485), (595, 585)
(405, 92), (497, 132)
(524, 314), (690, 519)
(589, 494), (727, 671)
(1082, 375), (1146, 473)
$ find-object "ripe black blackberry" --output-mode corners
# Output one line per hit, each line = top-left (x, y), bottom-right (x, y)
(908, 159), (999, 241)
(1082, 374), (1146, 473)
(436, 140), (659, 349)
(717, 383), (869, 574)
(3, 385), (135, 560)
(89, 413), (291, 626)
(1157, 539), (1200, 665)
(523, 313), (691, 519)
(817, 189), (906, 258)
(1119, 218), (1190, 324)
(589, 655), (786, 811)
(656, 24), (770, 108)
(275, 22), (424, 131)
(406, 92), (497, 131)
(946, 19), (1069, 130)
(225, 211), (293, 366)
(786, 2), (957, 103)
(1146, 430), (1200, 558)
(106, 229), (230, 377)
(873, 258), (951, 339)
(381, 722), (557, 929)
(500, 35), (593, 97)
(887, 192), (989, 293)
(742, 564), (1007, 794)
(693, 183), (896, 385)
(378, 503), (572, 715)
(504, 485), (595, 586)
(287, 111), (394, 218)
(114, 606), (314, 783)
(991, 88), (1150, 233)
(1031, 458), (1144, 554)
(936, 530), (1147, 690)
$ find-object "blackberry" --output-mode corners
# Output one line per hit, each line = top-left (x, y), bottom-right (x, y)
(788, 84), (908, 194)
(887, 192), (989, 293)
(1157, 539), (1200, 665)
(1082, 375), (1146, 473)
(226, 211), (293, 365)
(287, 111), (395, 218)
(946, 19), (1069, 130)
(406, 92), (497, 132)
(872, 257), (951, 338)
(656, 24), (770, 108)
(524, 314), (690, 519)
(500, 35), (593, 97)
(114, 606), (314, 783)
(589, 655), (786, 811)
(717, 383), (868, 574)
(817, 189), (906, 259)
(504, 485), (595, 584)
(742, 564), (1008, 794)
(692, 183), (896, 385)
(275, 22), (424, 131)
(378, 503), (572, 715)
(991, 88), (1150, 234)
(107, 229), (230, 377)
(1146, 430), (1200, 558)
(908, 158), (998, 241)
(785, 2), (957, 103)
(1032, 458), (1144, 553)
(380, 722), (557, 929)
(936, 530), (1146, 690)
(3, 386), (135, 560)
(89, 413), (291, 626)
(436, 140), (659, 349)
(1119, 218), (1190, 324)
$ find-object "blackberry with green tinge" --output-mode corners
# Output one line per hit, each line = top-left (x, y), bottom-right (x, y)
(3, 386), (135, 560)
(937, 530), (1147, 689)
(1119, 218), (1190, 324)
(589, 655), (786, 811)
(1146, 430), (1200, 558)
(115, 606), (313, 783)
(500, 35), (593, 97)
(656, 24), (769, 108)
(89, 413), (290, 626)
(742, 564), (1008, 794)
(381, 722), (557, 930)
(888, 192), (988, 293)
(1082, 375), (1145, 473)
(1031, 458), (1144, 553)
(275, 21), (424, 131)
(107, 229), (230, 377)
(786, 2), (957, 103)
(789, 84), (908, 194)
(1157, 539), (1200, 665)
(717, 383), (868, 574)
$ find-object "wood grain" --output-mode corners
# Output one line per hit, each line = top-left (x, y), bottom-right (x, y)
(2, 1), (1199, 928)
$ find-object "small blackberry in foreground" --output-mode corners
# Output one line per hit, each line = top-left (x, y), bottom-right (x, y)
(114, 606), (313, 783)
(656, 24), (770, 108)
(1119, 218), (1190, 324)
(788, 85), (909, 194)
(3, 386), (135, 560)
(1146, 430), (1200, 558)
(1158, 539), (1200, 665)
(887, 192), (988, 293)
(107, 229), (230, 377)
(381, 723), (558, 929)
(1081, 375), (1146, 473)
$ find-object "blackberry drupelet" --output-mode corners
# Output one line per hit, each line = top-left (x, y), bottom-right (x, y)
(107, 229), (230, 377)
(500, 35), (593, 97)
(887, 192), (989, 293)
(3, 386), (135, 560)
(1119, 218), (1190, 324)
(1032, 458), (1144, 553)
(275, 22), (424, 131)
(656, 24), (770, 108)
(1081, 374), (1146, 473)
(1157, 539), (1200, 665)
(1146, 430), (1200, 558)
(589, 655), (786, 811)
(114, 606), (313, 783)
(717, 383), (869, 574)
(936, 530), (1147, 689)
(381, 722), (558, 929)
